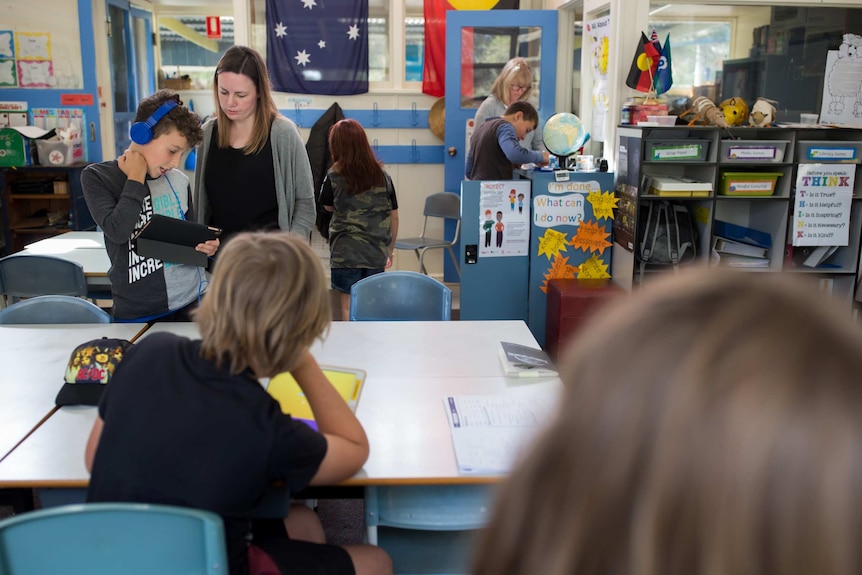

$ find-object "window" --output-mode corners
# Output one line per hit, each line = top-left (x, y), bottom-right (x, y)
(157, 16), (235, 90)
(646, 18), (731, 95)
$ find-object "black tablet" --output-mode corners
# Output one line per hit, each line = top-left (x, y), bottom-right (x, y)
(133, 214), (221, 267)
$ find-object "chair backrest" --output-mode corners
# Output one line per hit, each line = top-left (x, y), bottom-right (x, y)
(0, 254), (88, 304)
(424, 192), (461, 220)
(0, 502), (228, 575)
(419, 192), (462, 243)
(0, 295), (111, 324)
(350, 271), (452, 321)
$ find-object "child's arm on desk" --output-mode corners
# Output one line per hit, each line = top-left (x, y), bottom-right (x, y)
(292, 350), (370, 485)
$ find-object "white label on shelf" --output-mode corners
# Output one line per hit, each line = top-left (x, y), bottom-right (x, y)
(652, 144), (701, 160)
(727, 146), (777, 160)
(727, 180), (774, 192)
(807, 147), (856, 161)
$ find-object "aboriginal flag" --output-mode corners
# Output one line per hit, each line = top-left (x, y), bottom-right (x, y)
(422, 0), (519, 97)
(625, 32), (660, 93)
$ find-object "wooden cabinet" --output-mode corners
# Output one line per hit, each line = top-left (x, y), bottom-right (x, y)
(1, 164), (95, 254)
(612, 126), (862, 307)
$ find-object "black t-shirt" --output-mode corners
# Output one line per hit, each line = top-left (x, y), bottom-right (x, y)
(204, 125), (279, 244)
(87, 332), (327, 575)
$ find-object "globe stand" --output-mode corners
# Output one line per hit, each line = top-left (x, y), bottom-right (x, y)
(552, 154), (565, 170)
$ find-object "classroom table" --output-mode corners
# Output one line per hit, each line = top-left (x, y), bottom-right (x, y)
(146, 320), (542, 379)
(0, 322), (146, 462)
(0, 320), (559, 572)
(19, 231), (111, 287)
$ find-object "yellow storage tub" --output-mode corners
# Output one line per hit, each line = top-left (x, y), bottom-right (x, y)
(719, 171), (782, 196)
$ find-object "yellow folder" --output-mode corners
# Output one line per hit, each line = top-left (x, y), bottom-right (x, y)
(266, 366), (366, 430)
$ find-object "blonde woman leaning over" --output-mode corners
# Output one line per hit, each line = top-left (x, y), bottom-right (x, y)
(473, 57), (543, 153)
(473, 269), (862, 575)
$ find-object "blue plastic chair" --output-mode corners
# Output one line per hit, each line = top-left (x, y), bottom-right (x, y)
(394, 192), (461, 279)
(0, 295), (111, 324)
(0, 254), (88, 305)
(349, 271), (452, 321)
(0, 502), (228, 575)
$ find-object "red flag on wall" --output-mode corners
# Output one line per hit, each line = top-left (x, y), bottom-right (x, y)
(422, 0), (519, 97)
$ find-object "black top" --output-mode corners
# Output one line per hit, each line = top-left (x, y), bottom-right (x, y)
(204, 125), (279, 245)
(87, 332), (327, 575)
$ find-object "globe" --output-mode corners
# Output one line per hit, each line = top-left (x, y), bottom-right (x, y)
(542, 112), (590, 158)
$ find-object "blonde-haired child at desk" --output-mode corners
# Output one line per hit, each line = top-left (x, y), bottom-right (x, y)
(85, 232), (392, 575)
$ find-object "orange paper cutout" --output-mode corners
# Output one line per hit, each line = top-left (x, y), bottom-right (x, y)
(540, 253), (579, 293)
(570, 220), (612, 254)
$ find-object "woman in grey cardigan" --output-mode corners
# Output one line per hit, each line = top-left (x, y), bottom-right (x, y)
(473, 57), (544, 153)
(193, 45), (315, 246)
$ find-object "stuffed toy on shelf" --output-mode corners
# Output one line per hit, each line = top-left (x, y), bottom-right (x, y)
(679, 96), (728, 127)
(718, 97), (749, 126)
(749, 98), (778, 127)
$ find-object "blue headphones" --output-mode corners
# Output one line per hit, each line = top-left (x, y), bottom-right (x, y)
(130, 100), (178, 145)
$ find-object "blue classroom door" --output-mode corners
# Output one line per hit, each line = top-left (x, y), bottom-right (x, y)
(443, 10), (558, 281)
(107, 0), (156, 158)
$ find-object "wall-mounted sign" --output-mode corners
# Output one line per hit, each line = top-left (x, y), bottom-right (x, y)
(206, 16), (221, 39)
(61, 93), (93, 106)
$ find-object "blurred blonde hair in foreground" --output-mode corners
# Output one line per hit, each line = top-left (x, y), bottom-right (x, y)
(473, 269), (862, 575)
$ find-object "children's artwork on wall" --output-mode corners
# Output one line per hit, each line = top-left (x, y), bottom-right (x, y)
(586, 15), (610, 142)
(0, 59), (16, 87)
(820, 33), (862, 127)
(0, 0), (83, 89)
(15, 32), (51, 60)
(17, 60), (53, 88)
(0, 30), (14, 59)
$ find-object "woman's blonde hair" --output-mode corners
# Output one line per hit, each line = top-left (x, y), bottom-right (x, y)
(490, 57), (534, 104)
(212, 45), (279, 155)
(473, 270), (862, 575)
(195, 232), (330, 378)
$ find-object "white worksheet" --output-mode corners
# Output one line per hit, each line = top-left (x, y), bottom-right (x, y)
(444, 394), (555, 475)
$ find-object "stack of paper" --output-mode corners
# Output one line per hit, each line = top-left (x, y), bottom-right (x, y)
(644, 175), (713, 197)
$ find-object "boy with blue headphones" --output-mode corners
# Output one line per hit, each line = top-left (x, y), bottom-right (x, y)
(82, 89), (220, 322)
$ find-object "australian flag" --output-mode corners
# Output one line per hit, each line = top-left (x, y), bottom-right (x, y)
(266, 0), (369, 95)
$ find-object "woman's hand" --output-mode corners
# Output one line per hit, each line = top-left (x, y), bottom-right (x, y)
(196, 238), (220, 257)
(386, 254), (393, 269)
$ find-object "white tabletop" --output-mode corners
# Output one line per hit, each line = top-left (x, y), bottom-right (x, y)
(0, 320), (558, 487)
(0, 376), (560, 487)
(0, 323), (147, 461)
(20, 231), (110, 280)
(144, 320), (541, 379)
(25, 232), (105, 251)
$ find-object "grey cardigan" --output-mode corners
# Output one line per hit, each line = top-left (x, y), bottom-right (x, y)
(193, 116), (316, 238)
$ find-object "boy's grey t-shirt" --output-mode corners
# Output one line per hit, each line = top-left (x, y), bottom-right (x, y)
(82, 161), (204, 320)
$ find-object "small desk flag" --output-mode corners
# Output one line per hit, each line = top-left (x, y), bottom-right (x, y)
(625, 31), (660, 93)
(654, 33), (673, 95)
(266, 0), (369, 95)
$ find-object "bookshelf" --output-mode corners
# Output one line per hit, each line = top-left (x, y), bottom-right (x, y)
(612, 125), (862, 307)
(1, 164), (96, 254)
